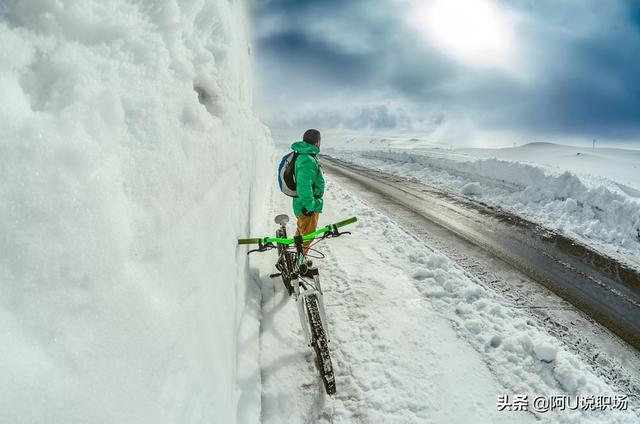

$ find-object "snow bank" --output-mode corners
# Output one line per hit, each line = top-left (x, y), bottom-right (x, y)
(328, 149), (640, 256)
(455, 143), (640, 191)
(0, 1), (272, 423)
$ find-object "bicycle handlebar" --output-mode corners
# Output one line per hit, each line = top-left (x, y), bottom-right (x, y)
(237, 238), (261, 245)
(333, 216), (357, 228)
(237, 216), (357, 246)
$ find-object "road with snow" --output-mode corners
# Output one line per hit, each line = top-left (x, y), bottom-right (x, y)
(254, 159), (640, 423)
(322, 157), (640, 351)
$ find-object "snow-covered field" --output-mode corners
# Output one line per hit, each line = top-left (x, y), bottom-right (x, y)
(0, 1), (272, 423)
(325, 141), (640, 264)
(254, 179), (639, 423)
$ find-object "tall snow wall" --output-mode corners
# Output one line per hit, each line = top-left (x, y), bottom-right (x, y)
(0, 1), (272, 422)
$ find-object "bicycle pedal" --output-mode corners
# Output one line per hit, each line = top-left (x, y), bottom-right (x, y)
(269, 273), (282, 279)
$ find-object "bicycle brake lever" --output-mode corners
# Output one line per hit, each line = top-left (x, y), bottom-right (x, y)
(247, 240), (275, 255)
(321, 227), (351, 239)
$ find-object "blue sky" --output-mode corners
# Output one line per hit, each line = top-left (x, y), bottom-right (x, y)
(249, 0), (640, 146)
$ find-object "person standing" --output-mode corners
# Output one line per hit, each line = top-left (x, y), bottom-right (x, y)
(291, 129), (325, 254)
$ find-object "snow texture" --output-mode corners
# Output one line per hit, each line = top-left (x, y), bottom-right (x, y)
(327, 144), (640, 259)
(0, 1), (272, 423)
(258, 178), (639, 423)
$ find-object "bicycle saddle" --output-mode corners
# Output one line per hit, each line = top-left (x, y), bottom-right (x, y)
(274, 214), (289, 226)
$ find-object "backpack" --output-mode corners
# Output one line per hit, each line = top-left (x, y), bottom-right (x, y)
(278, 151), (299, 197)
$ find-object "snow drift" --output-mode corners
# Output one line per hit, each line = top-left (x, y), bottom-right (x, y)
(0, 1), (271, 423)
(329, 148), (640, 257)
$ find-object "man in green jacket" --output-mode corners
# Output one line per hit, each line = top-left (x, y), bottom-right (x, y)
(292, 129), (325, 254)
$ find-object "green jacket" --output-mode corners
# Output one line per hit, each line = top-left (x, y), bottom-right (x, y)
(292, 141), (325, 216)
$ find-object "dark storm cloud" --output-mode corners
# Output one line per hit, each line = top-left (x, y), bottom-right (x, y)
(250, 0), (640, 142)
(259, 30), (375, 86)
(475, 0), (640, 139)
(631, 3), (640, 27)
(508, 36), (640, 138)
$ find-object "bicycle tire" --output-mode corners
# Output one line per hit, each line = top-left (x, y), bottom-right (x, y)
(284, 253), (294, 295)
(275, 227), (294, 296)
(276, 227), (287, 255)
(275, 253), (294, 296)
(305, 294), (336, 395)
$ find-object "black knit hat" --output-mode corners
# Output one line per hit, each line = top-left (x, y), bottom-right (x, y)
(303, 129), (321, 144)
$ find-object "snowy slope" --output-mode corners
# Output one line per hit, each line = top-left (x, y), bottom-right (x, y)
(326, 143), (640, 263)
(0, 1), (272, 423)
(456, 143), (640, 192)
(257, 179), (639, 423)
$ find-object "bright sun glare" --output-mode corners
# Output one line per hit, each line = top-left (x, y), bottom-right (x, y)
(410, 0), (516, 70)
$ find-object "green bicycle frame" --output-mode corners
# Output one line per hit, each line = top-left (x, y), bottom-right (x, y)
(237, 216), (357, 245)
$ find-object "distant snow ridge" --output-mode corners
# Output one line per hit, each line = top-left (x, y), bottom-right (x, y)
(0, 1), (271, 423)
(334, 149), (640, 254)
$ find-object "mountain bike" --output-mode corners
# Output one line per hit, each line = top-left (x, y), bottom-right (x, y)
(238, 215), (357, 395)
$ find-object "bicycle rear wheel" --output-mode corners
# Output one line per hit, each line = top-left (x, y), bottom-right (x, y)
(276, 252), (295, 295)
(275, 227), (294, 295)
(305, 294), (336, 395)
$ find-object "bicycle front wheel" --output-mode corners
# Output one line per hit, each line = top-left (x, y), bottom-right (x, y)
(305, 294), (336, 395)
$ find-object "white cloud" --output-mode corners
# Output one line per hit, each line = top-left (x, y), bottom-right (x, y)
(408, 0), (522, 73)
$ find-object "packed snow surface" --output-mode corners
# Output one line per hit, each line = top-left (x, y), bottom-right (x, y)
(326, 142), (640, 261)
(0, 1), (272, 423)
(255, 179), (639, 423)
